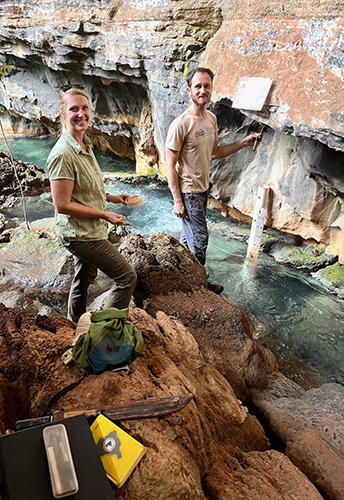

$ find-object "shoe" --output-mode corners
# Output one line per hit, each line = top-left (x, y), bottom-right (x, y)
(208, 282), (224, 295)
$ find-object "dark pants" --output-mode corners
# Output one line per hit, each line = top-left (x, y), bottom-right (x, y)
(180, 190), (209, 266)
(65, 239), (137, 322)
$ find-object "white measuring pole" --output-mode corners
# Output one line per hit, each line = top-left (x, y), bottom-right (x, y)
(245, 184), (270, 265)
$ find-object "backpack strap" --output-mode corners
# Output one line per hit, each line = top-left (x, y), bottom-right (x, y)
(42, 374), (88, 416)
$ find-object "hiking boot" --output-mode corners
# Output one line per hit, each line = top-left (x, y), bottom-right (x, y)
(208, 282), (224, 295)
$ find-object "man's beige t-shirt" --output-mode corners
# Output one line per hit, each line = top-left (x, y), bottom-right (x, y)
(166, 109), (218, 193)
(46, 129), (108, 242)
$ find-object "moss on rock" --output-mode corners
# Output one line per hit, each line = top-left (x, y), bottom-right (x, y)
(317, 262), (344, 288)
(271, 244), (337, 271)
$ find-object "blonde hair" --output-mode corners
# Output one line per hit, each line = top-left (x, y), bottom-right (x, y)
(58, 88), (90, 132)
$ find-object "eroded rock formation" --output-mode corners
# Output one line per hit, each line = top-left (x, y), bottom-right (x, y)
(253, 378), (344, 500)
(0, 1), (344, 262)
(0, 152), (49, 206)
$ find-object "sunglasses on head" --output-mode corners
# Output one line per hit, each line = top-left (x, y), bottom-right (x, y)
(59, 84), (85, 92)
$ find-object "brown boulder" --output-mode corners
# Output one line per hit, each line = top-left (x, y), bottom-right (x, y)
(121, 233), (270, 400)
(119, 232), (208, 303)
(254, 378), (344, 500)
(286, 430), (344, 500)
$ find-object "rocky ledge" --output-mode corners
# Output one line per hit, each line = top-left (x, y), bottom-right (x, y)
(0, 226), (343, 499)
(0, 151), (49, 208)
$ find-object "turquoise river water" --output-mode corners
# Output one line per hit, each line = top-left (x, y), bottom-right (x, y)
(2, 133), (344, 388)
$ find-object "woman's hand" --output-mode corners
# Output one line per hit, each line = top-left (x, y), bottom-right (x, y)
(107, 193), (131, 205)
(119, 194), (131, 205)
(106, 212), (130, 226)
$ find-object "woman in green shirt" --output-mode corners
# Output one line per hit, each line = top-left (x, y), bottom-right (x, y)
(46, 85), (137, 322)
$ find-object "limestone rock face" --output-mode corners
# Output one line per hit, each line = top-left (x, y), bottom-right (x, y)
(204, 7), (344, 150)
(1, 0), (344, 261)
(0, 302), (324, 500)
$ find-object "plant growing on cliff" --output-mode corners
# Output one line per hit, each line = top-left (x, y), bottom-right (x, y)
(0, 65), (13, 77)
(0, 64), (30, 230)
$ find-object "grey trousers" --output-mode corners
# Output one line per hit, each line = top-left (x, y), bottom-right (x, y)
(65, 239), (137, 322)
(180, 190), (209, 266)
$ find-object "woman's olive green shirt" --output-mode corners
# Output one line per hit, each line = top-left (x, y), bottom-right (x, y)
(46, 129), (108, 242)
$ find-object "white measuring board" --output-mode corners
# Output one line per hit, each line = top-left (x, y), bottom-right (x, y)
(232, 77), (273, 111)
(252, 207), (266, 249)
(246, 185), (270, 265)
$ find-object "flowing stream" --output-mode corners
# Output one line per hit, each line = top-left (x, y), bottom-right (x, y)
(2, 133), (344, 388)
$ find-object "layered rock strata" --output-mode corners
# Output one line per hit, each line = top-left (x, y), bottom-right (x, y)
(0, 1), (344, 261)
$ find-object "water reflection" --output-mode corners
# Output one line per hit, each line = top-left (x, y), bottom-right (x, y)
(0, 133), (56, 169)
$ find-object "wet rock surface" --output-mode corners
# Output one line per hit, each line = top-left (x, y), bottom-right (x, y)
(212, 219), (338, 272)
(313, 261), (344, 299)
(0, 222), (72, 315)
(0, 220), (116, 316)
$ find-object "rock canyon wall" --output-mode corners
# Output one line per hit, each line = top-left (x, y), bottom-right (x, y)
(0, 0), (344, 260)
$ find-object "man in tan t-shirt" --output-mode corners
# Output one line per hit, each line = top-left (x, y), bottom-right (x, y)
(166, 67), (260, 293)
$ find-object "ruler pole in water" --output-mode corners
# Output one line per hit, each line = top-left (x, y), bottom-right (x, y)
(245, 184), (270, 265)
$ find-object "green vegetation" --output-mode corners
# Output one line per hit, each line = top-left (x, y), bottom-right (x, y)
(109, 171), (167, 185)
(272, 243), (337, 270)
(318, 261), (344, 287)
(0, 65), (13, 77)
(261, 231), (279, 247)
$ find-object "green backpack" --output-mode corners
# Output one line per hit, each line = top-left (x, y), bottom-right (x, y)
(72, 308), (144, 375)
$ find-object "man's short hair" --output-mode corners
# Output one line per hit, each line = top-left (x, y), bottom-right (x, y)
(186, 67), (215, 87)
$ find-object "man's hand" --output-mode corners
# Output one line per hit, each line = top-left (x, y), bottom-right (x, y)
(174, 200), (186, 218)
(211, 133), (263, 160)
(243, 133), (262, 147)
(166, 148), (186, 218)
